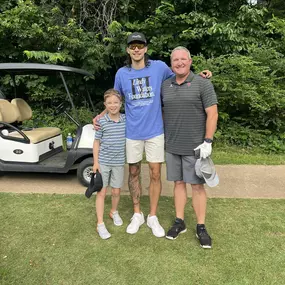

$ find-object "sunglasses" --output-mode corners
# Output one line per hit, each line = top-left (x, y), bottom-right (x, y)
(128, 43), (146, 50)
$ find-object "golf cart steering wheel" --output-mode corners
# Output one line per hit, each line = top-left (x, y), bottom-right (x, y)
(54, 102), (68, 116)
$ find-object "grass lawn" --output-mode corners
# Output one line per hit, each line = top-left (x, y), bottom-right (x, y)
(1, 193), (285, 285)
(212, 145), (285, 165)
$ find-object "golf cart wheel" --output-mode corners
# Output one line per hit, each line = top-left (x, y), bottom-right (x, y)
(77, 157), (94, 187)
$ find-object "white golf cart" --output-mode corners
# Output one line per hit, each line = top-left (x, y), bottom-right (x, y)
(0, 63), (95, 186)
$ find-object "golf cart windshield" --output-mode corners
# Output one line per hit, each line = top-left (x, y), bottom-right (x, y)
(0, 63), (95, 123)
(0, 89), (5, 99)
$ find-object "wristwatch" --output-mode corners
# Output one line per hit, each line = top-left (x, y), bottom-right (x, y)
(204, 138), (213, 143)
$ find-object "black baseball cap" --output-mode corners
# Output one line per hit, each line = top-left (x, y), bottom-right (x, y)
(127, 32), (147, 45)
(85, 170), (103, 198)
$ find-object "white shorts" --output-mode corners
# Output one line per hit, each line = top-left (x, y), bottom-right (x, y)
(126, 134), (165, 164)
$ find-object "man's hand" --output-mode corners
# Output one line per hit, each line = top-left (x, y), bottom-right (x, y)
(194, 141), (212, 159)
(199, 70), (212, 79)
(92, 115), (101, 131)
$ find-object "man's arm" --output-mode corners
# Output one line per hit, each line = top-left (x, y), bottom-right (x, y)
(194, 104), (218, 159)
(205, 104), (218, 139)
(93, 109), (107, 129)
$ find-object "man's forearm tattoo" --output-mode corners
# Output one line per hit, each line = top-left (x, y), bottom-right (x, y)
(128, 163), (142, 205)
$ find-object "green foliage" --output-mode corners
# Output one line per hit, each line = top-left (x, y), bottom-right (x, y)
(0, 0), (284, 152)
(24, 50), (73, 64)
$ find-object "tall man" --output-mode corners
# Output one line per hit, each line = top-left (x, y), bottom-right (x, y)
(94, 33), (212, 237)
(162, 46), (218, 248)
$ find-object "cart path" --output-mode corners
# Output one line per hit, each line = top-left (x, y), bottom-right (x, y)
(0, 165), (285, 198)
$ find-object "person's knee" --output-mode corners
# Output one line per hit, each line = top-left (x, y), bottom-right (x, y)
(97, 191), (106, 199)
(129, 163), (140, 177)
(175, 180), (185, 186)
(192, 184), (205, 193)
(112, 188), (120, 197)
(150, 167), (161, 182)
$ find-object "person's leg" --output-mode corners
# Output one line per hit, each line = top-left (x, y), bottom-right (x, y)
(145, 134), (165, 216)
(165, 153), (187, 240)
(96, 187), (107, 224)
(191, 183), (212, 248)
(109, 187), (123, 226)
(95, 164), (112, 239)
(126, 162), (145, 234)
(95, 164), (110, 224)
(109, 166), (124, 226)
(147, 162), (164, 237)
(128, 162), (142, 213)
(145, 135), (165, 237)
(174, 181), (187, 220)
(109, 165), (124, 213)
(110, 187), (120, 213)
(191, 184), (207, 224)
(126, 138), (144, 214)
(181, 156), (206, 224)
(148, 162), (161, 216)
(96, 190), (111, 239)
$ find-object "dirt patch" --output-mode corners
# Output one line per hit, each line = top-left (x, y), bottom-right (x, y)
(1, 165), (285, 198)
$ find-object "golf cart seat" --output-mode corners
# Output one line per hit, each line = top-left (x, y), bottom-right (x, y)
(11, 98), (61, 135)
(11, 98), (33, 121)
(0, 99), (61, 143)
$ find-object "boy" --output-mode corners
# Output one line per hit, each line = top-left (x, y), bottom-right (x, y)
(93, 89), (126, 239)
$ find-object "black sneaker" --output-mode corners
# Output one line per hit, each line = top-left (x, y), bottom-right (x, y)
(166, 218), (187, 240)
(196, 226), (212, 248)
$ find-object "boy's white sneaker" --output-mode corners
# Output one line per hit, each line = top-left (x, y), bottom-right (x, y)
(97, 223), (111, 240)
(110, 211), (123, 226)
(147, 215), (165, 237)
(126, 212), (145, 234)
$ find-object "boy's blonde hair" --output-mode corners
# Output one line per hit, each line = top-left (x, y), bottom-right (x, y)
(104, 88), (122, 102)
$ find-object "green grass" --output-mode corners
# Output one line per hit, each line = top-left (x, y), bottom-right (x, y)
(1, 193), (285, 285)
(144, 145), (285, 165)
(212, 145), (285, 165)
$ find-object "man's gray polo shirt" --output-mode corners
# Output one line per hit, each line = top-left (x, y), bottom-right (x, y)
(162, 71), (218, 156)
(95, 113), (126, 165)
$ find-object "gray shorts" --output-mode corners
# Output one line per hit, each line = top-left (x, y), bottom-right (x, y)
(166, 152), (205, 184)
(100, 164), (125, 188)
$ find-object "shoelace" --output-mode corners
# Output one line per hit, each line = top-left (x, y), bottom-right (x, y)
(198, 227), (209, 237)
(172, 222), (184, 232)
(98, 225), (108, 234)
(131, 215), (141, 223)
(113, 212), (121, 223)
(150, 216), (159, 225)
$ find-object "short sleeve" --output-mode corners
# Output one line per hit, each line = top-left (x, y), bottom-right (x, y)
(114, 71), (123, 96)
(200, 79), (218, 109)
(161, 61), (174, 81)
(95, 120), (103, 140)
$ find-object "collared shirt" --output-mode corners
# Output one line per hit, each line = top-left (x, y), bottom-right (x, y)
(95, 113), (126, 165)
(162, 71), (218, 156)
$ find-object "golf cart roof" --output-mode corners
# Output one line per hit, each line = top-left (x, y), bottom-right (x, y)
(0, 63), (93, 77)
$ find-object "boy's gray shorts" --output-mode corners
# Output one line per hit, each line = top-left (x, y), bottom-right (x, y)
(99, 164), (125, 188)
(166, 152), (205, 184)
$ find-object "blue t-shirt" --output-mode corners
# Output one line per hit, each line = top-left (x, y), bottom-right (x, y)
(114, 60), (173, 140)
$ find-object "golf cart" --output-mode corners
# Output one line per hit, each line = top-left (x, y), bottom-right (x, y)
(0, 63), (95, 186)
